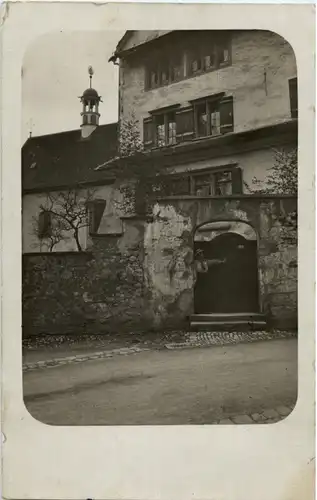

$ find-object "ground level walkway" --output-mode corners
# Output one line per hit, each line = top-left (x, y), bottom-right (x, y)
(23, 336), (297, 426)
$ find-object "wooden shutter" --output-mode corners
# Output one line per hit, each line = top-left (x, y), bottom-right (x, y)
(219, 96), (234, 134)
(231, 167), (243, 194)
(90, 200), (106, 234)
(289, 78), (298, 119)
(38, 210), (52, 239)
(143, 118), (154, 149)
(175, 107), (194, 143)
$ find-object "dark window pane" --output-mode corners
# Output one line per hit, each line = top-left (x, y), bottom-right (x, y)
(175, 107), (195, 142)
(168, 176), (191, 195)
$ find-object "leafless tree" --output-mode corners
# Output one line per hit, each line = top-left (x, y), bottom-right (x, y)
(34, 188), (96, 251)
(246, 148), (297, 246)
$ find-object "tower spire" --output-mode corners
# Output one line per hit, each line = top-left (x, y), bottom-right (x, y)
(88, 65), (94, 89)
(79, 66), (102, 139)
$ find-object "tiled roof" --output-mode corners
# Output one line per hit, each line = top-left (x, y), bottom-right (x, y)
(22, 123), (118, 193)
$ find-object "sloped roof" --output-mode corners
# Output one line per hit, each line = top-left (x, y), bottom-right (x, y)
(114, 30), (173, 57)
(22, 123), (118, 193)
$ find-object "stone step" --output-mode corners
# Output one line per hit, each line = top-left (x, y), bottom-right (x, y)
(191, 312), (266, 323)
(189, 313), (267, 332)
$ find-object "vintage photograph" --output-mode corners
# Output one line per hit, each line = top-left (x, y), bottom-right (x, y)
(22, 29), (298, 425)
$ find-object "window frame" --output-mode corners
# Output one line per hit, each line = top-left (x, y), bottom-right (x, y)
(144, 32), (232, 91)
(149, 106), (179, 148)
(167, 165), (242, 196)
(190, 93), (233, 139)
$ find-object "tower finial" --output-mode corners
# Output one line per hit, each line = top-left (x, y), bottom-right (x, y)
(88, 65), (94, 88)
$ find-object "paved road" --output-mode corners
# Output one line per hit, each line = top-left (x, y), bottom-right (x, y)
(23, 338), (297, 425)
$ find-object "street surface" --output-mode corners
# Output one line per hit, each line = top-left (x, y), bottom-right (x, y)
(23, 338), (297, 425)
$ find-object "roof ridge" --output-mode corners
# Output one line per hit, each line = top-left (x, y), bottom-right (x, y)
(24, 122), (118, 144)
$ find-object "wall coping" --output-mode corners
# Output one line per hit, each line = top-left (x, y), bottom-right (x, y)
(156, 194), (297, 201)
(23, 251), (93, 257)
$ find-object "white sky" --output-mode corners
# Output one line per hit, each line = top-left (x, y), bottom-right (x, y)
(22, 30), (125, 144)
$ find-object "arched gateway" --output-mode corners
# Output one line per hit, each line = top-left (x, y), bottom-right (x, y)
(194, 221), (259, 314)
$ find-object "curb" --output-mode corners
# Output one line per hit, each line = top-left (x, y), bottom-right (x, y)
(23, 330), (297, 372)
(23, 346), (150, 372)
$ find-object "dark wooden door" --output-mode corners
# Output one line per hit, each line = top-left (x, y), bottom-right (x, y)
(194, 233), (259, 314)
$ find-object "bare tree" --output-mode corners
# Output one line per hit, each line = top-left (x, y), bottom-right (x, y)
(246, 148), (297, 246)
(35, 188), (96, 251)
(32, 211), (67, 252)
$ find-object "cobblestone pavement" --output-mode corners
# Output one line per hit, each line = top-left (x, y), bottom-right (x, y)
(166, 329), (296, 349)
(23, 330), (296, 372)
(214, 404), (295, 424)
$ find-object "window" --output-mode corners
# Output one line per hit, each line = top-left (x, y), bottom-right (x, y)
(145, 51), (184, 90)
(167, 167), (242, 196)
(145, 32), (231, 90)
(187, 32), (231, 77)
(193, 95), (234, 138)
(143, 95), (233, 149)
(144, 110), (177, 148)
(38, 210), (52, 239)
(289, 78), (298, 119)
(89, 200), (106, 235)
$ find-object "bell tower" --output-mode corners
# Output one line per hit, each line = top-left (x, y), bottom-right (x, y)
(79, 66), (102, 139)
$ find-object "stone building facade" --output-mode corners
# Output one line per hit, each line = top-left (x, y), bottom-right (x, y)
(22, 30), (298, 335)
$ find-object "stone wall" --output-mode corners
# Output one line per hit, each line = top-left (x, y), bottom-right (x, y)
(22, 218), (148, 336)
(22, 195), (297, 336)
(144, 195), (297, 329)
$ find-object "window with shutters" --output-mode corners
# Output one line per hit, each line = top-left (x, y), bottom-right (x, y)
(192, 95), (234, 138)
(289, 78), (298, 119)
(167, 167), (242, 196)
(38, 210), (52, 239)
(143, 110), (177, 148)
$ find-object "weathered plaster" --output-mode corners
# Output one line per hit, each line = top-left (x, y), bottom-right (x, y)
(144, 203), (195, 327)
(145, 196), (297, 328)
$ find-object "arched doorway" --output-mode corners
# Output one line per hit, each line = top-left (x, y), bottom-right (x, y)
(194, 222), (259, 314)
